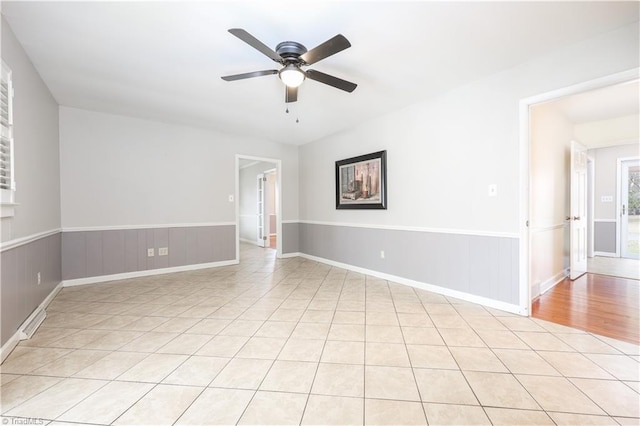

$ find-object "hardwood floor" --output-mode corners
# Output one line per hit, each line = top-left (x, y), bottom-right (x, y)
(269, 234), (276, 249)
(532, 273), (640, 344)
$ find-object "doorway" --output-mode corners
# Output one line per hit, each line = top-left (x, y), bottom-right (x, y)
(520, 68), (639, 315)
(619, 158), (640, 259)
(586, 147), (639, 279)
(236, 155), (282, 260)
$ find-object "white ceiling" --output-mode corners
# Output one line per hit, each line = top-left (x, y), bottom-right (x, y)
(2, 1), (638, 145)
(549, 80), (639, 124)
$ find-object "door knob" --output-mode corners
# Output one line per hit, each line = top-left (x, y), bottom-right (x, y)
(565, 216), (571, 221)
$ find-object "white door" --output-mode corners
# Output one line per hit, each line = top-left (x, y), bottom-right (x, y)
(620, 159), (640, 259)
(256, 173), (266, 247)
(570, 141), (588, 280)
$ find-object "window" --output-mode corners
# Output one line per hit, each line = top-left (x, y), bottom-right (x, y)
(1, 60), (15, 205)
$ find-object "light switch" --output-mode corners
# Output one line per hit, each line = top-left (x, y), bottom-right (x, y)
(600, 195), (613, 203)
(488, 184), (498, 197)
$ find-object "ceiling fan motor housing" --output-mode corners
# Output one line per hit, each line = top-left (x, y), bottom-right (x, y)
(275, 41), (308, 64)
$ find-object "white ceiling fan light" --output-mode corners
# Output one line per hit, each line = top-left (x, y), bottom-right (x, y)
(278, 64), (306, 88)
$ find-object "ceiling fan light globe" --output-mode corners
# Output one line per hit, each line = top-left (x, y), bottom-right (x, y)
(279, 65), (305, 88)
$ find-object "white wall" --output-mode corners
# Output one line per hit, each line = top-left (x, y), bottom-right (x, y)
(298, 23), (638, 235)
(1, 18), (60, 242)
(529, 103), (574, 296)
(59, 107), (298, 229)
(530, 103), (573, 229)
(590, 143), (640, 220)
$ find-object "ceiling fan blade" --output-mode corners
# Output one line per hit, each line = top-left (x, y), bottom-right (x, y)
(228, 28), (283, 63)
(221, 70), (278, 81)
(306, 69), (357, 93)
(300, 34), (351, 65)
(285, 86), (298, 103)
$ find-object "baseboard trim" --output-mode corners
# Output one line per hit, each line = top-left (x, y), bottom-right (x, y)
(1, 281), (63, 363)
(62, 259), (239, 287)
(539, 268), (570, 296)
(1, 333), (20, 364)
(594, 251), (617, 258)
(296, 253), (524, 315)
(240, 238), (260, 246)
(279, 252), (301, 259)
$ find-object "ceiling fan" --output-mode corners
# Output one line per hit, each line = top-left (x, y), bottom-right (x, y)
(221, 28), (357, 103)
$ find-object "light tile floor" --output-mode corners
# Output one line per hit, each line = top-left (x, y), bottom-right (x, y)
(588, 256), (640, 280)
(1, 244), (639, 425)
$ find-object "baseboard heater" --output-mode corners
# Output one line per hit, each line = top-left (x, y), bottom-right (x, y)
(19, 307), (46, 340)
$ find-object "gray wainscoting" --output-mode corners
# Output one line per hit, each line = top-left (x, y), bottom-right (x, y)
(1, 232), (62, 346)
(282, 222), (300, 255)
(62, 225), (235, 281)
(298, 223), (519, 306)
(594, 221), (616, 253)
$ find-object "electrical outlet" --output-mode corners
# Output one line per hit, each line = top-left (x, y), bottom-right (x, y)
(147, 248), (155, 257)
(380, 250), (385, 259)
(37, 272), (41, 286)
(488, 184), (498, 197)
(159, 247), (169, 256)
(228, 195), (234, 202)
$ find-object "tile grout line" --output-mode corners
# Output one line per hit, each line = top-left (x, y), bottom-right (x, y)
(388, 281), (430, 424)
(4, 246), (639, 424)
(363, 275), (367, 425)
(455, 303), (548, 422)
(298, 266), (348, 425)
(231, 258), (330, 425)
(467, 308), (620, 421)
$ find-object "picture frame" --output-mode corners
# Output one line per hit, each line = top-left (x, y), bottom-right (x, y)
(335, 150), (387, 209)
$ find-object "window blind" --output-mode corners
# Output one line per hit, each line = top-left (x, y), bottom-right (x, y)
(1, 62), (14, 194)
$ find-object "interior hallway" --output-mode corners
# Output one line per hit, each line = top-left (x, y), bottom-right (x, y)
(1, 244), (639, 424)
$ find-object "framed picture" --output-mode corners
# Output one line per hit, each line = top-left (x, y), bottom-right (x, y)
(335, 150), (387, 209)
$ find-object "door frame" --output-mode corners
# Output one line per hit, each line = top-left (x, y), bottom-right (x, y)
(587, 156), (595, 258)
(235, 154), (282, 259)
(617, 156), (640, 259)
(256, 172), (266, 248)
(519, 68), (638, 316)
(263, 168), (277, 247)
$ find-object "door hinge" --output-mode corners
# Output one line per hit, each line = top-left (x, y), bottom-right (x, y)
(526, 220), (529, 227)
(263, 177), (267, 181)
(263, 236), (267, 240)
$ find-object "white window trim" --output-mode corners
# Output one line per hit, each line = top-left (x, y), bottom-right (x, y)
(1, 60), (16, 217)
